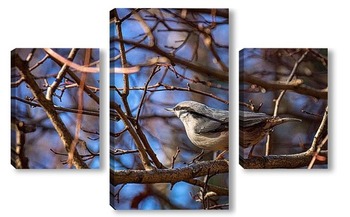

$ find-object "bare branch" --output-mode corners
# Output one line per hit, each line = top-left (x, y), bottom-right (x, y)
(110, 160), (228, 191)
(241, 74), (327, 99)
(266, 50), (309, 155)
(239, 149), (325, 169)
(11, 96), (100, 117)
(11, 77), (25, 88)
(46, 49), (78, 101)
(110, 37), (228, 81)
(110, 102), (154, 170)
(29, 54), (49, 71)
(308, 106), (328, 169)
(13, 53), (88, 169)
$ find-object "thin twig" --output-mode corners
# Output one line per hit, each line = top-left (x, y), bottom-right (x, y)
(110, 37), (228, 81)
(11, 77), (25, 88)
(11, 96), (100, 117)
(273, 50), (309, 117)
(308, 135), (328, 169)
(29, 54), (49, 71)
(241, 74), (327, 99)
(125, 82), (228, 104)
(115, 183), (127, 203)
(308, 106), (328, 169)
(110, 149), (139, 155)
(169, 65), (229, 90)
(171, 147), (181, 169)
(25, 48), (36, 62)
(110, 102), (154, 170)
(135, 65), (161, 122)
(309, 49), (328, 66)
(265, 50), (309, 156)
(208, 203), (229, 209)
(46, 49), (78, 101)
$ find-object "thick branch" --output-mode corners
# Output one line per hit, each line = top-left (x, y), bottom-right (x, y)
(240, 149), (314, 169)
(240, 147), (328, 169)
(110, 160), (228, 186)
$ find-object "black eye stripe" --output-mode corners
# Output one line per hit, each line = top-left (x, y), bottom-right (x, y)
(174, 106), (192, 112)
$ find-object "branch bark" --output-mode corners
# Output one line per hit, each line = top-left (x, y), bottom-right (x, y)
(110, 160), (229, 194)
(240, 149), (315, 169)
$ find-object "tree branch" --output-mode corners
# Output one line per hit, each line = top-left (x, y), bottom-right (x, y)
(241, 74), (327, 99)
(265, 50), (309, 155)
(11, 96), (100, 117)
(110, 160), (228, 191)
(13, 53), (88, 169)
(239, 149), (326, 169)
(46, 48), (78, 101)
(110, 37), (228, 81)
(110, 102), (154, 170)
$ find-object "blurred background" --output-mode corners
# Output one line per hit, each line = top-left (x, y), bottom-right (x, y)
(11, 48), (100, 169)
(110, 9), (229, 209)
(239, 48), (328, 165)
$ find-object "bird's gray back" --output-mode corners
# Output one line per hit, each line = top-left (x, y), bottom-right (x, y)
(239, 111), (270, 128)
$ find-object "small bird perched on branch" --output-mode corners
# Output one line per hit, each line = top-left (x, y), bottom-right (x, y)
(166, 101), (229, 160)
(239, 110), (301, 156)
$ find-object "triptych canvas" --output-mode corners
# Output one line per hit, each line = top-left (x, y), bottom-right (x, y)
(10, 8), (328, 210)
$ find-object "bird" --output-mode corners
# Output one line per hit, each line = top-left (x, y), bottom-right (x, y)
(166, 101), (229, 160)
(239, 110), (301, 155)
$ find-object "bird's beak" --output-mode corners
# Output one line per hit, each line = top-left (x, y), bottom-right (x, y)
(165, 107), (174, 112)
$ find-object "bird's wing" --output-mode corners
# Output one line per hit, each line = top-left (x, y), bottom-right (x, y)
(191, 110), (229, 134)
(239, 111), (270, 127)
